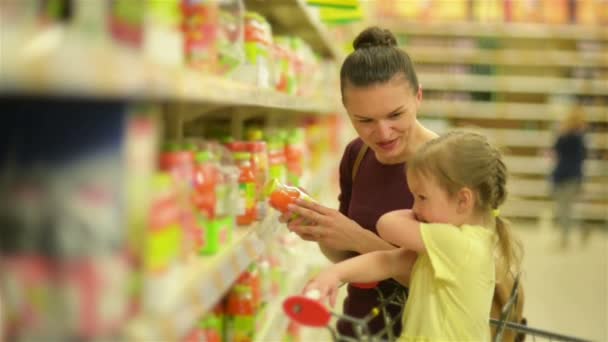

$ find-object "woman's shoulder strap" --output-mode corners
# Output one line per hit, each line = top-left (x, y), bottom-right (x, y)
(351, 144), (369, 182)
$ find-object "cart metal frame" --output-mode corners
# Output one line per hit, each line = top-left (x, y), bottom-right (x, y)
(284, 278), (592, 342)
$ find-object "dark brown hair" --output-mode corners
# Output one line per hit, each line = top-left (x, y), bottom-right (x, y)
(340, 26), (419, 99)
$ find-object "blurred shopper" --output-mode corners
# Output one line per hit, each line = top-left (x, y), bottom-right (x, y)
(550, 106), (587, 247)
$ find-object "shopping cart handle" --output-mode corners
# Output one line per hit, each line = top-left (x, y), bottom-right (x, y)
(351, 282), (379, 289)
(283, 295), (331, 327)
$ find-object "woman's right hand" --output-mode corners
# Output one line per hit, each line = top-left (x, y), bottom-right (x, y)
(284, 199), (367, 252)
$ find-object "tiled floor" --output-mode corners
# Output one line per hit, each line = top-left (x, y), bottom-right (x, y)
(516, 218), (607, 341)
(300, 219), (608, 341)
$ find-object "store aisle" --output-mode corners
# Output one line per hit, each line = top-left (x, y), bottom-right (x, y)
(516, 218), (608, 341)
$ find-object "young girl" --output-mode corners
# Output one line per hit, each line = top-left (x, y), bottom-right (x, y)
(302, 131), (523, 341)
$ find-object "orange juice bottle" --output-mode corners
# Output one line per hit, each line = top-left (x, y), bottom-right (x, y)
(266, 179), (314, 221)
(192, 151), (217, 219)
(234, 152), (256, 226)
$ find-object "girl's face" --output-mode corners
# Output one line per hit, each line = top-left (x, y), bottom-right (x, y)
(407, 171), (463, 226)
(343, 80), (421, 164)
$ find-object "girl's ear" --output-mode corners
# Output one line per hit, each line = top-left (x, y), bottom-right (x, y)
(456, 187), (475, 214)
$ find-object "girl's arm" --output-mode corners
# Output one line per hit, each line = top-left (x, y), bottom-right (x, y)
(286, 200), (398, 262)
(304, 248), (415, 306)
(377, 210), (426, 253)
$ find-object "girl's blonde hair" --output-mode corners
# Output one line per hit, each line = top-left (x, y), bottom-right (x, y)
(408, 130), (523, 280)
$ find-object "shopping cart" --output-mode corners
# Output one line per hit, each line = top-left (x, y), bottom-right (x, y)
(283, 281), (406, 342)
(283, 278), (592, 342)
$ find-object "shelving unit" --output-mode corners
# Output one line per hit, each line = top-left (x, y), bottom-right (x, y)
(418, 73), (608, 95)
(254, 264), (310, 342)
(126, 216), (273, 341)
(0, 33), (334, 115)
(386, 20), (608, 40)
(244, 0), (345, 60)
(396, 21), (607, 222)
(0, 1), (344, 340)
(421, 100), (607, 122)
(406, 46), (608, 68)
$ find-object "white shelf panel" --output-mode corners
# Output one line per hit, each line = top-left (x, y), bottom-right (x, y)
(406, 46), (608, 68)
(418, 73), (608, 95)
(0, 27), (334, 113)
(473, 128), (606, 150)
(387, 20), (608, 41)
(504, 156), (608, 178)
(503, 198), (607, 220)
(509, 178), (607, 201)
(420, 100), (608, 123)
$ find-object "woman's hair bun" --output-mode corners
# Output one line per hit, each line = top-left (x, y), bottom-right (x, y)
(353, 26), (398, 50)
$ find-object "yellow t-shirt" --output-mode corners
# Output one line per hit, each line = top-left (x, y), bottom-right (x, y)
(399, 223), (496, 342)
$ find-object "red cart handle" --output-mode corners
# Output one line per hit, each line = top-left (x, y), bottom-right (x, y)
(283, 295), (331, 327)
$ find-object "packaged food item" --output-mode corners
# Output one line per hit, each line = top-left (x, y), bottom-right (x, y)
(284, 128), (306, 187)
(266, 179), (314, 221)
(0, 101), (134, 340)
(233, 152), (256, 226)
(159, 146), (200, 254)
(273, 36), (297, 94)
(243, 11), (273, 87)
(267, 138), (287, 185)
(181, 0), (220, 72)
(146, 173), (183, 273)
(145, 0), (184, 67)
(108, 0), (145, 48)
(226, 282), (255, 342)
(199, 303), (224, 342)
(192, 150), (218, 219)
(246, 132), (269, 220)
(216, 0), (245, 75)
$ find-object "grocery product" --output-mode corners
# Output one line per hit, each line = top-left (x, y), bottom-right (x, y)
(266, 179), (314, 221)
(233, 152), (256, 226)
(243, 11), (273, 87)
(246, 135), (269, 220)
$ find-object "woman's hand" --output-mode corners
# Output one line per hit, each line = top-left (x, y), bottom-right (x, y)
(302, 269), (341, 307)
(285, 199), (365, 252)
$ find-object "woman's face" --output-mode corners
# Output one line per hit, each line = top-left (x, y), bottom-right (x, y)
(343, 79), (422, 164)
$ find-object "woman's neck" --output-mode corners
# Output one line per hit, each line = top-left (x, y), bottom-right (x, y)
(398, 122), (438, 162)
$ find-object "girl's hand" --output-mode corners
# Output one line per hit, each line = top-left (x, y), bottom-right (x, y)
(286, 199), (365, 252)
(302, 270), (341, 307)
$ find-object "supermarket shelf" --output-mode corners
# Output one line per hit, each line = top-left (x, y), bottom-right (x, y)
(125, 216), (279, 341)
(0, 28), (334, 113)
(418, 73), (608, 95)
(503, 198), (607, 221)
(386, 20), (608, 40)
(166, 69), (332, 113)
(473, 128), (606, 150)
(244, 0), (345, 60)
(509, 178), (607, 201)
(420, 100), (608, 123)
(254, 265), (309, 342)
(405, 46), (608, 68)
(504, 156), (608, 178)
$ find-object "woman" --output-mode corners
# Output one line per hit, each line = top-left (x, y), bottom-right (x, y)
(282, 26), (437, 337)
